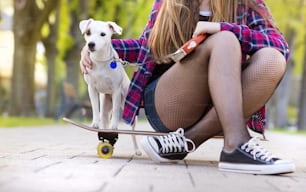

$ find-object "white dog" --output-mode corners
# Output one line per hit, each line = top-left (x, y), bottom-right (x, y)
(79, 19), (141, 155)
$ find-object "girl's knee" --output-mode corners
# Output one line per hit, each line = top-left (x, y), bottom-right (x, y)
(252, 48), (287, 80)
(214, 31), (240, 48)
(259, 48), (286, 73)
(217, 31), (239, 41)
(197, 31), (240, 54)
(207, 31), (241, 55)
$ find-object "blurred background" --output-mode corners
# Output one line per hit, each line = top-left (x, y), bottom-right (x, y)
(0, 0), (305, 132)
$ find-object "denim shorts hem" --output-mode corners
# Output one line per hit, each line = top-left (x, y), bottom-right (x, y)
(143, 79), (171, 133)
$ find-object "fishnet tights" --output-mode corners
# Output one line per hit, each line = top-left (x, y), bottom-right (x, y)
(154, 32), (286, 149)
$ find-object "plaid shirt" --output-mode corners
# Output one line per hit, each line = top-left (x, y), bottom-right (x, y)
(112, 0), (290, 134)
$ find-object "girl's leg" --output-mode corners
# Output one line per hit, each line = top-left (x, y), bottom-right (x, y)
(155, 31), (246, 150)
(185, 47), (287, 151)
(141, 34), (295, 174)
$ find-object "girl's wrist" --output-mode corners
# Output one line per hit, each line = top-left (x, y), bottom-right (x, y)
(213, 23), (221, 33)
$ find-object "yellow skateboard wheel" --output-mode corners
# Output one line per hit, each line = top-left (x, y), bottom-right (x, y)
(97, 142), (113, 158)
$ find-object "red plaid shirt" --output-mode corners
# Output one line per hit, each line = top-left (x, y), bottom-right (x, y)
(112, 0), (290, 134)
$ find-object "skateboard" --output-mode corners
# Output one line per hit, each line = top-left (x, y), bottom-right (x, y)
(63, 117), (167, 158)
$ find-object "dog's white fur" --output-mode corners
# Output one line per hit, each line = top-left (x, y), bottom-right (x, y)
(79, 19), (141, 155)
(79, 19), (128, 129)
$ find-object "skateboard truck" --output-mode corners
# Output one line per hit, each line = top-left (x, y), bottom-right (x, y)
(97, 132), (118, 146)
(97, 132), (119, 158)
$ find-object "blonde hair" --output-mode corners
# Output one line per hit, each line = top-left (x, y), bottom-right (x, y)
(210, 0), (239, 22)
(149, 0), (257, 62)
(148, 0), (201, 60)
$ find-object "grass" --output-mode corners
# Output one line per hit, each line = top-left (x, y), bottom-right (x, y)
(0, 116), (62, 128)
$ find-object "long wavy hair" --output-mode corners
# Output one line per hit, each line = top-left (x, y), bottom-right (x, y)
(148, 0), (260, 62)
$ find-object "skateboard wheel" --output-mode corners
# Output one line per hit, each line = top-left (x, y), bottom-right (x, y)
(97, 142), (113, 158)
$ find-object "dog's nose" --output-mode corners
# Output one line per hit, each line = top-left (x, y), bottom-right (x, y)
(88, 42), (95, 51)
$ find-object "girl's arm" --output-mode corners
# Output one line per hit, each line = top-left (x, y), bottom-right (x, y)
(112, 38), (143, 63)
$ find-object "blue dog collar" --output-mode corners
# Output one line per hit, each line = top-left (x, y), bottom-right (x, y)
(110, 61), (117, 69)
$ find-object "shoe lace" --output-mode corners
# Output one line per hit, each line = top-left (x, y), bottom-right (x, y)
(156, 128), (196, 154)
(241, 137), (273, 161)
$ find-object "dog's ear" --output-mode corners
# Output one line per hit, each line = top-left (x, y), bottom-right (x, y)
(107, 22), (122, 35)
(79, 19), (94, 35)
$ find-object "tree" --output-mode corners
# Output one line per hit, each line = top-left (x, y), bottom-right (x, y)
(41, 4), (60, 117)
(266, 0), (306, 129)
(272, 22), (296, 128)
(9, 0), (58, 116)
(268, 0), (306, 130)
(298, 34), (306, 130)
(63, 0), (89, 93)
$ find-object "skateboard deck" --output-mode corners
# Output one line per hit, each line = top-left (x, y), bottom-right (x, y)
(63, 117), (167, 136)
(63, 117), (223, 158)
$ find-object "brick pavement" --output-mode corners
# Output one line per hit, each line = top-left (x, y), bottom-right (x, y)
(0, 121), (305, 192)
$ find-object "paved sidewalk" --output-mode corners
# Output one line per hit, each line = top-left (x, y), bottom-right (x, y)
(0, 121), (305, 192)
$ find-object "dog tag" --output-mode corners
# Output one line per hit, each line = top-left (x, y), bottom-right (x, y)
(110, 61), (117, 69)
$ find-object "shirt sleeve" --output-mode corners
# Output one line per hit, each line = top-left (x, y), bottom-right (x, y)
(220, 0), (290, 61)
(111, 38), (143, 63)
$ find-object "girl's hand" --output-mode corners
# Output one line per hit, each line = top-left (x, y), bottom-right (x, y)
(80, 46), (92, 74)
(193, 21), (221, 37)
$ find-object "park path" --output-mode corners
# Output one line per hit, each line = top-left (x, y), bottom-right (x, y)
(0, 121), (305, 192)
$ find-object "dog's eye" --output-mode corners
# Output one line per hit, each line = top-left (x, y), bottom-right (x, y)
(86, 30), (91, 36)
(101, 32), (106, 37)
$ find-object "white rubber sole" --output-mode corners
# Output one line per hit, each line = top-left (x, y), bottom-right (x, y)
(218, 160), (296, 175)
(141, 137), (179, 163)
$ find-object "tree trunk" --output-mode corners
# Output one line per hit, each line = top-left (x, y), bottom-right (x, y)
(9, 0), (58, 116)
(10, 1), (38, 116)
(64, 0), (89, 93)
(65, 47), (81, 93)
(274, 61), (293, 128)
(295, 0), (306, 130)
(297, 33), (306, 130)
(44, 32), (59, 117)
(43, 6), (60, 117)
(273, 27), (296, 128)
(10, 42), (37, 116)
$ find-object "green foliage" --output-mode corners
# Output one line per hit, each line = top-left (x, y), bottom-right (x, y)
(57, 0), (74, 59)
(0, 116), (61, 128)
(41, 22), (50, 38)
(266, 0), (306, 76)
(288, 105), (298, 122)
(70, 0), (80, 12)
(88, 0), (154, 38)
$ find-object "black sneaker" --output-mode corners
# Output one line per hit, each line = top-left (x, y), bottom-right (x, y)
(141, 128), (195, 163)
(218, 137), (296, 174)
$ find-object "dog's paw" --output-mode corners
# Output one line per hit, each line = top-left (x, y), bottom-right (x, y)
(110, 123), (118, 130)
(90, 122), (99, 129)
(100, 122), (109, 130)
(135, 149), (142, 156)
